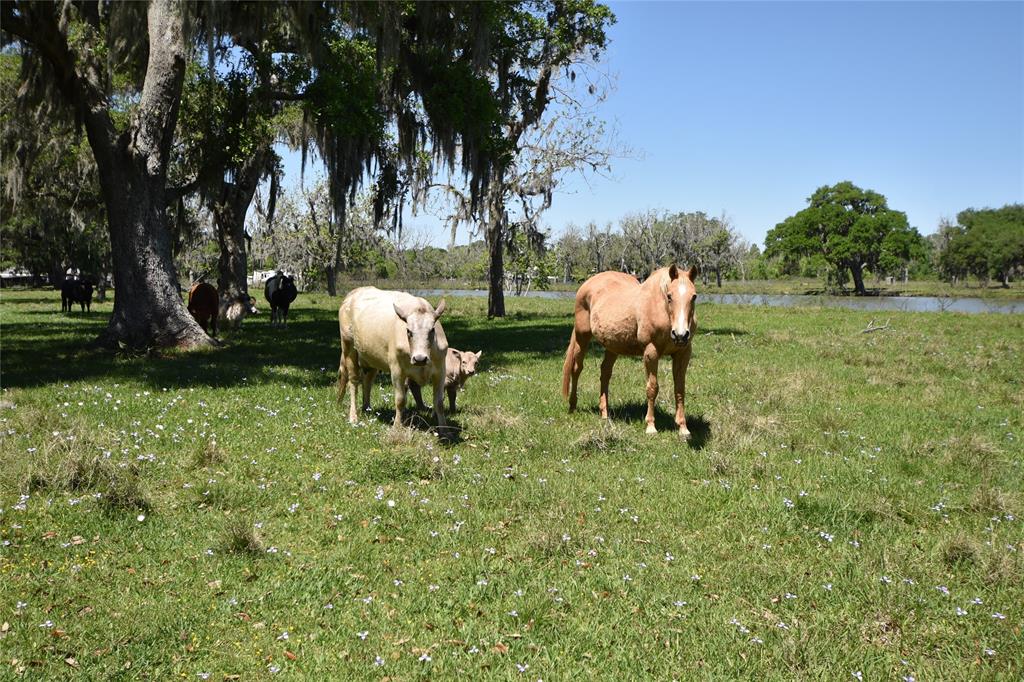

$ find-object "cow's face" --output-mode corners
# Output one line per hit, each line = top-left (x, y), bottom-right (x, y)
(242, 295), (259, 316)
(461, 350), (482, 377)
(394, 299), (446, 366)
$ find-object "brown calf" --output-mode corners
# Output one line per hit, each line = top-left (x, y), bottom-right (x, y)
(187, 282), (220, 337)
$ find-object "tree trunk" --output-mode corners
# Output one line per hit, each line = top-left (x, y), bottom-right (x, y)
(850, 262), (867, 295)
(96, 164), (212, 349)
(715, 268), (722, 287)
(215, 205), (248, 304)
(214, 147), (270, 308)
(326, 231), (344, 297)
(89, 1), (211, 349)
(325, 265), (337, 297)
(485, 182), (506, 318)
(5, 0), (212, 348)
(487, 221), (505, 317)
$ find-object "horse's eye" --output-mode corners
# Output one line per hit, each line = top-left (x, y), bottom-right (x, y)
(693, 294), (697, 302)
(666, 294), (673, 302)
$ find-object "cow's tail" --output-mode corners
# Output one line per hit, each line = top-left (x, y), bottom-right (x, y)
(561, 327), (577, 400)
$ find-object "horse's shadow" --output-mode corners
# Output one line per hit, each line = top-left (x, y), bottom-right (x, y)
(587, 403), (711, 449)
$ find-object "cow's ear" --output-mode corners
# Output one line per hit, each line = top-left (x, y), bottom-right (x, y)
(434, 299), (446, 318)
(476, 351), (483, 359)
(450, 349), (461, 360)
(393, 301), (412, 322)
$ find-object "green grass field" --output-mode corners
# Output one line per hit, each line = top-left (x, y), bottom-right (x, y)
(1, 289), (1021, 679)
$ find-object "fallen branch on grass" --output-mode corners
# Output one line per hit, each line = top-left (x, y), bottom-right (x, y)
(861, 318), (891, 334)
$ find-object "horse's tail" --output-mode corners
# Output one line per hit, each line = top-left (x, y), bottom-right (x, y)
(561, 327), (577, 400)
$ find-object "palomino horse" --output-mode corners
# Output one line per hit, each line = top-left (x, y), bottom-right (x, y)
(561, 265), (698, 438)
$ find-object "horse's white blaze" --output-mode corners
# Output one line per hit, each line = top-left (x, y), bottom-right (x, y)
(672, 282), (691, 340)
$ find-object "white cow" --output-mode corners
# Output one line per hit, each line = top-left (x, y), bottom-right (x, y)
(338, 287), (448, 431)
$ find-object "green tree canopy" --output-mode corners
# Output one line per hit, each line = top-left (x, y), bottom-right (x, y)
(939, 205), (1024, 286)
(765, 181), (919, 294)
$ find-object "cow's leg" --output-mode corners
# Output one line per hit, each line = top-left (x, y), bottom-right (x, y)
(598, 351), (618, 420)
(643, 345), (660, 435)
(282, 306), (289, 328)
(447, 385), (458, 413)
(339, 346), (361, 424)
(407, 380), (427, 410)
(336, 353), (347, 403)
(391, 373), (408, 428)
(568, 330), (591, 413)
(361, 368), (378, 413)
(210, 313), (218, 338)
(432, 373), (448, 433)
(672, 348), (692, 440)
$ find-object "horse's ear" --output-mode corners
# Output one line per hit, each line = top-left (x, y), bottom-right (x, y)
(686, 264), (699, 281)
(668, 263), (679, 280)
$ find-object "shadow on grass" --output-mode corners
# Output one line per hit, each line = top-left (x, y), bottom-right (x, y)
(362, 405), (465, 445)
(2, 295), (737, 395)
(586, 403), (711, 449)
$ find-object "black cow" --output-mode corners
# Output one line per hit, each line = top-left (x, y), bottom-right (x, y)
(61, 278), (94, 313)
(264, 272), (298, 327)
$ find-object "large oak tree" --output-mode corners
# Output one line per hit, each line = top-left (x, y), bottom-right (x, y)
(2, 1), (535, 346)
(765, 181), (919, 295)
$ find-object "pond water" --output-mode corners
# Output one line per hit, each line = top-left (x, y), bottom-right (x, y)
(411, 289), (1024, 315)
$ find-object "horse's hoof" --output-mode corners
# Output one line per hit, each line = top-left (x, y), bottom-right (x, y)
(679, 429), (692, 441)
(645, 424), (657, 435)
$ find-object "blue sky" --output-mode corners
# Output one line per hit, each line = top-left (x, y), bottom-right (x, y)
(282, 1), (1023, 248)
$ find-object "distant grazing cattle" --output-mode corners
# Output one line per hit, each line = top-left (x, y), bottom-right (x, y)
(61, 277), (94, 313)
(409, 348), (482, 413)
(187, 282), (220, 336)
(337, 287), (448, 431)
(264, 272), (298, 327)
(220, 293), (259, 330)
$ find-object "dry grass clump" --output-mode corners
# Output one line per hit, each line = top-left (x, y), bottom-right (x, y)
(15, 413), (150, 512)
(224, 516), (264, 555)
(464, 406), (525, 434)
(943, 433), (1001, 470)
(968, 485), (1016, 516)
(707, 451), (735, 476)
(572, 421), (626, 456)
(29, 452), (150, 513)
(941, 535), (980, 569)
(193, 438), (227, 468)
(861, 612), (902, 648)
(712, 401), (781, 453)
(365, 426), (447, 481)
